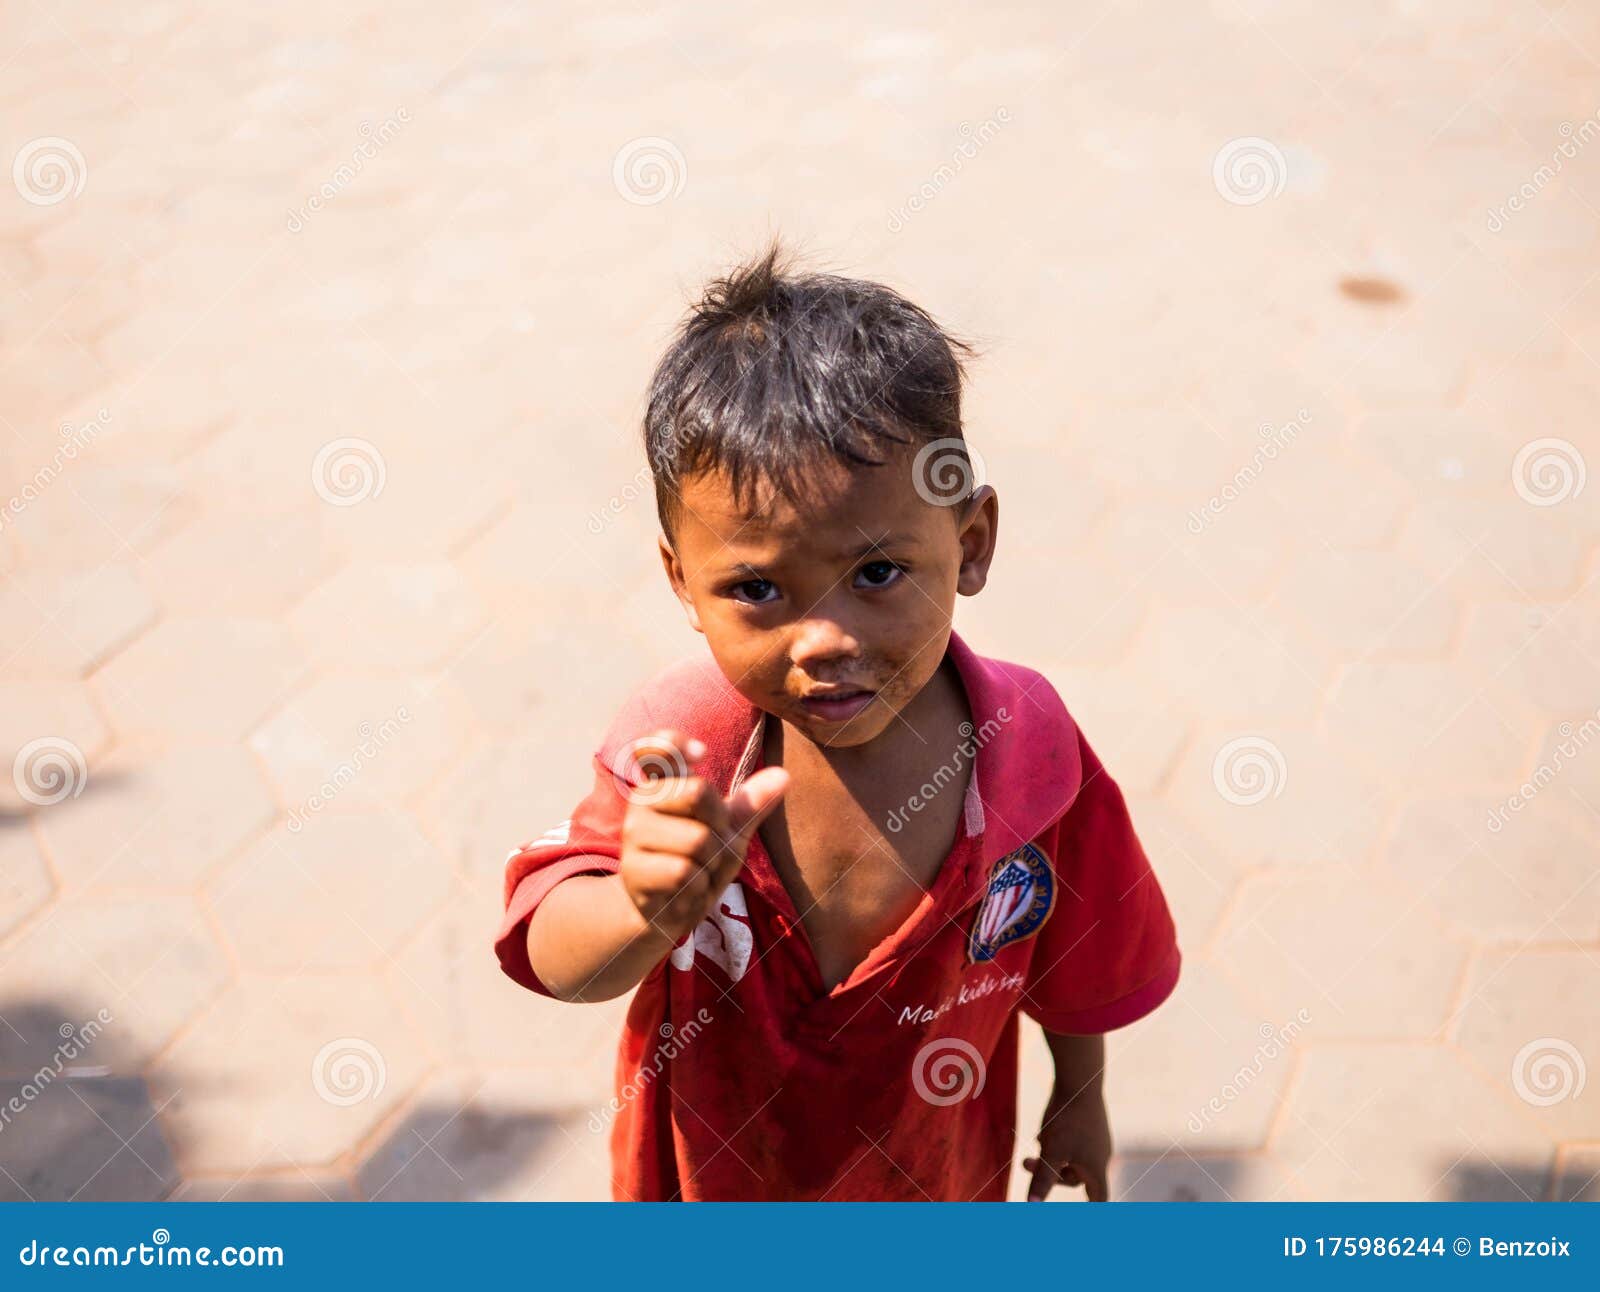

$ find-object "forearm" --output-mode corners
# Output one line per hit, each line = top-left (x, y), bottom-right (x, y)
(526, 869), (679, 1003)
(1043, 1029), (1105, 1102)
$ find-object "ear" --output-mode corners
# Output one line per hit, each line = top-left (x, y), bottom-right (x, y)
(658, 532), (704, 632)
(954, 485), (998, 597)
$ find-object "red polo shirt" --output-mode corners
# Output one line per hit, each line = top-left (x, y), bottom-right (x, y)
(494, 631), (1181, 1201)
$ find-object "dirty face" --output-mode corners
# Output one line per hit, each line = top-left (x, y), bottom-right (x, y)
(658, 446), (997, 748)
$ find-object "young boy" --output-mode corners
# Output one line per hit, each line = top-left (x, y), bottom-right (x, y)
(494, 246), (1181, 1202)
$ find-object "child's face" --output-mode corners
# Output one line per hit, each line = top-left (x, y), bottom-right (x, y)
(658, 447), (998, 748)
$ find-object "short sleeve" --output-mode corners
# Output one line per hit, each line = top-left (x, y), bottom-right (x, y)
(492, 753), (629, 995)
(1020, 729), (1181, 1034)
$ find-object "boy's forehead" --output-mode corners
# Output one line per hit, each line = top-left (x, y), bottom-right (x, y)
(672, 457), (945, 555)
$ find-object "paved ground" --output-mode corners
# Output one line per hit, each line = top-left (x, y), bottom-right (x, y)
(2, 2), (1598, 1202)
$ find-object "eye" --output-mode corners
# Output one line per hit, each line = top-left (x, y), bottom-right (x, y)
(856, 559), (904, 589)
(730, 577), (779, 605)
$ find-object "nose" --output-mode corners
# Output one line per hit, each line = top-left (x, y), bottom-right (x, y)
(789, 617), (862, 675)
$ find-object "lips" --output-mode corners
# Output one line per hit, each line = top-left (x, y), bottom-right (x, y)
(798, 687), (877, 722)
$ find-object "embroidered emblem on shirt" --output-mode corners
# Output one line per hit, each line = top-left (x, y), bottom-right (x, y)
(670, 881), (754, 984)
(968, 843), (1054, 962)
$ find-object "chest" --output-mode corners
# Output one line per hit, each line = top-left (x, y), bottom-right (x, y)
(758, 763), (971, 994)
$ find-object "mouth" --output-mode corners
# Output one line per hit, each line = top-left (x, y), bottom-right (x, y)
(797, 687), (877, 723)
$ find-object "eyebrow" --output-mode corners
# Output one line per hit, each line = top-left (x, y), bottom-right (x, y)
(719, 531), (904, 578)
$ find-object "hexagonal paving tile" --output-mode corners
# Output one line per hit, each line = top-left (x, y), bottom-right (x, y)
(1273, 1045), (1553, 1201)
(1164, 724), (1387, 868)
(170, 1175), (354, 1201)
(354, 1069), (606, 1201)
(1383, 794), (1600, 943)
(91, 617), (308, 740)
(1323, 660), (1539, 785)
(1110, 1150), (1293, 1201)
(1454, 948), (1600, 1145)
(141, 506), (338, 616)
(247, 672), (476, 814)
(1103, 962), (1301, 1153)
(1398, 499), (1592, 600)
(209, 813), (453, 972)
(287, 563), (485, 675)
(1126, 605), (1333, 725)
(1271, 548), (1460, 657)
(0, 1077), (178, 1201)
(0, 564), (156, 678)
(1459, 602), (1600, 714)
(0, 823), (54, 941)
(36, 744), (274, 891)
(1214, 869), (1469, 1040)
(390, 882), (629, 1079)
(149, 975), (426, 1174)
(0, 896), (228, 1072)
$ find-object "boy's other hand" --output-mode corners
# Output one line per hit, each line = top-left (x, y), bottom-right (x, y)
(618, 728), (789, 943)
(1024, 1082), (1112, 1202)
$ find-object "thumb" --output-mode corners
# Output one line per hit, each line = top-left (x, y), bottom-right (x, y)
(725, 767), (789, 853)
(1022, 1156), (1060, 1202)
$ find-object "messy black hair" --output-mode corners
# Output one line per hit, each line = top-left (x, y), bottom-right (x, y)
(644, 242), (976, 540)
